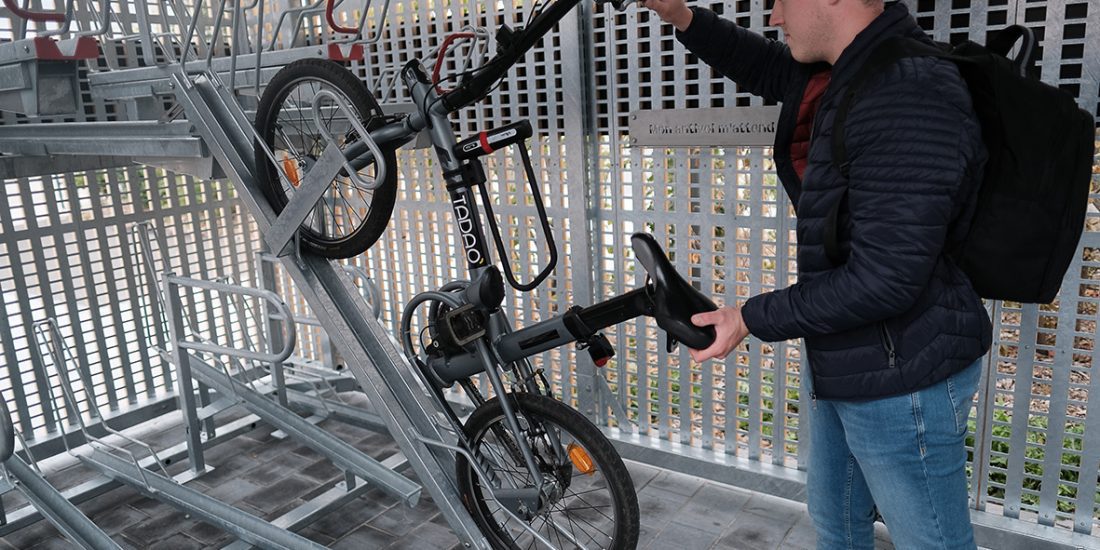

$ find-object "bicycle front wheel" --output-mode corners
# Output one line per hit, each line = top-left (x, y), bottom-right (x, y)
(456, 393), (640, 550)
(254, 58), (397, 258)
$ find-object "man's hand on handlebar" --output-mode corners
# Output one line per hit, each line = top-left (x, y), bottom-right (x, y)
(640, 0), (694, 32)
(688, 306), (750, 362)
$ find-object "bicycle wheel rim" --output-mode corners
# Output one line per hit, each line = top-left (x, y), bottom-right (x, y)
(466, 404), (623, 549)
(266, 75), (383, 245)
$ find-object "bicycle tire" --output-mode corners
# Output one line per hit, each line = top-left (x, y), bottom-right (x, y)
(456, 393), (640, 550)
(254, 58), (397, 258)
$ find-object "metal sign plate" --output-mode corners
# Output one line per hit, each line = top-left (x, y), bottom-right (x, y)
(629, 106), (781, 147)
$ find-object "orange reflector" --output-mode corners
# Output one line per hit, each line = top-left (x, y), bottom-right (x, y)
(282, 154), (301, 187)
(568, 443), (595, 475)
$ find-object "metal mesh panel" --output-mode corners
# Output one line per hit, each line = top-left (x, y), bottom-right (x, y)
(1, 0), (1100, 541)
(590, 1), (802, 464)
(0, 165), (257, 443)
(588, 0), (1100, 535)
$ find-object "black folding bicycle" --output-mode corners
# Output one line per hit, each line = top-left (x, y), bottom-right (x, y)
(253, 0), (718, 547)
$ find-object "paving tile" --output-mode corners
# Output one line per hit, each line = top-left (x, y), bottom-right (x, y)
(241, 475), (315, 514)
(668, 498), (737, 535)
(111, 534), (142, 550)
(637, 484), (693, 529)
(184, 518), (232, 545)
(146, 533), (204, 550)
(289, 444), (324, 461)
(3, 519), (61, 548)
(42, 465), (97, 493)
(78, 487), (139, 518)
(359, 485), (402, 509)
(713, 511), (792, 550)
(384, 522), (459, 549)
(645, 520), (720, 550)
(241, 451), (314, 484)
(299, 457), (342, 482)
(123, 510), (197, 546)
(740, 492), (807, 525)
(690, 482), (754, 511)
(139, 426), (189, 450)
(624, 460), (663, 490)
(198, 476), (265, 505)
(26, 536), (73, 550)
(366, 501), (438, 537)
(87, 502), (149, 534)
(646, 470), (706, 498)
(125, 494), (177, 518)
(2, 489), (29, 513)
(332, 525), (398, 549)
(303, 490), (394, 539)
(297, 527), (337, 546)
(778, 514), (817, 549)
(242, 437), (299, 464)
(191, 455), (253, 488)
(202, 435), (263, 464)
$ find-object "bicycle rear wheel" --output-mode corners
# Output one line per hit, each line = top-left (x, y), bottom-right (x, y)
(254, 58), (397, 258)
(456, 392), (640, 550)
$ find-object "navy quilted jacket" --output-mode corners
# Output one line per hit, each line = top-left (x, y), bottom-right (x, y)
(676, 2), (992, 399)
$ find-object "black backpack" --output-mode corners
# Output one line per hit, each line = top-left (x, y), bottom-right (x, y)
(824, 25), (1096, 304)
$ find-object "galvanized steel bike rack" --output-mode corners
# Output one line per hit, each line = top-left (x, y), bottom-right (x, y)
(0, 398), (121, 549)
(31, 318), (329, 549)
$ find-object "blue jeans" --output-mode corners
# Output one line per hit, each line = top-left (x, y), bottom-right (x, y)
(806, 359), (983, 550)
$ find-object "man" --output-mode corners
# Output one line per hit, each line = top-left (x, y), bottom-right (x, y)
(642, 0), (992, 548)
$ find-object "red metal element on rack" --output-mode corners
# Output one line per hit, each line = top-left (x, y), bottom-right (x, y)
(327, 43), (364, 61)
(325, 0), (358, 34)
(31, 36), (98, 59)
(432, 32), (476, 94)
(2, 0), (67, 22)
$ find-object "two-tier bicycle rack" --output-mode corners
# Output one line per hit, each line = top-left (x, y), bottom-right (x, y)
(0, 0), (501, 546)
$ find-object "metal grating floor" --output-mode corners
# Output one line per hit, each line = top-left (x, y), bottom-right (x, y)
(0, 393), (898, 550)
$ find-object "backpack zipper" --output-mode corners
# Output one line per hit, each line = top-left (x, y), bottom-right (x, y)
(879, 322), (896, 369)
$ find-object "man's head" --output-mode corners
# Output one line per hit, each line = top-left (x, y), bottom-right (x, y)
(769, 0), (884, 64)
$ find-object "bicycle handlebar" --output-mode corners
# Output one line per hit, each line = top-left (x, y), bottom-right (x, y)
(441, 0), (583, 112)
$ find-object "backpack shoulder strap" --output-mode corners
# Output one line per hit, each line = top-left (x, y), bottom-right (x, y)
(824, 37), (948, 266)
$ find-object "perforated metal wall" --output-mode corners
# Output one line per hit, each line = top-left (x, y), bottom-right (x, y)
(0, 166), (259, 440)
(585, 0), (1100, 536)
(2, 0), (1100, 541)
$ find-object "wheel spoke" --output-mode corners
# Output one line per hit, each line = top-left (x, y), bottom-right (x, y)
(461, 397), (634, 550)
(257, 62), (393, 258)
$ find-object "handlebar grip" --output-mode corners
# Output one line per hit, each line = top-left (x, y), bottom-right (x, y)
(454, 121), (533, 160)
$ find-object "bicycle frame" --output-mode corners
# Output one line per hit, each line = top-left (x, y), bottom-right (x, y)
(333, 0), (651, 526)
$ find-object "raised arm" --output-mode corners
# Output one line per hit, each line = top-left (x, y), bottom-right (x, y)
(645, 0), (802, 103)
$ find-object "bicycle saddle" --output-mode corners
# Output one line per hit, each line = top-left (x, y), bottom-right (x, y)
(631, 233), (718, 351)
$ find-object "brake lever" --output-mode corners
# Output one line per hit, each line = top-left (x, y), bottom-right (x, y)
(665, 333), (678, 354)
